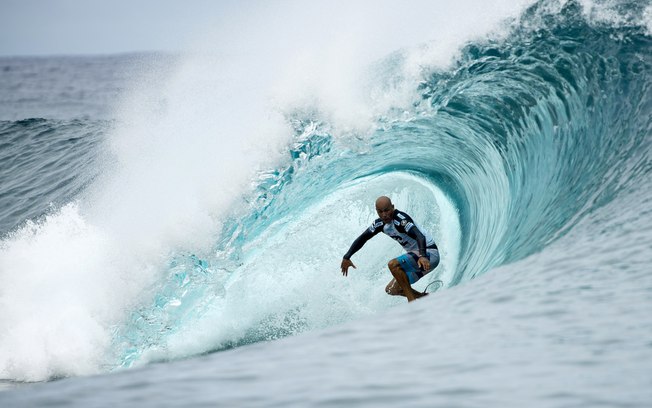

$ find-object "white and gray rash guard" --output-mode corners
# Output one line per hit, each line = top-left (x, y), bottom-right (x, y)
(343, 209), (437, 260)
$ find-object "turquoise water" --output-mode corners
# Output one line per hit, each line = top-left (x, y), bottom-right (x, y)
(1, 0), (650, 406)
(110, 0), (651, 368)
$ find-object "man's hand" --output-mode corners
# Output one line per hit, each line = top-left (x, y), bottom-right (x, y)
(417, 256), (430, 271)
(341, 258), (356, 276)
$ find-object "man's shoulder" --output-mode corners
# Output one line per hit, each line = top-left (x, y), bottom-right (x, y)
(393, 210), (414, 222)
(368, 218), (384, 232)
(393, 210), (415, 230)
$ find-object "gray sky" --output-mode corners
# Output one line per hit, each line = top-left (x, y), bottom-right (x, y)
(0, 0), (541, 59)
(0, 0), (242, 56)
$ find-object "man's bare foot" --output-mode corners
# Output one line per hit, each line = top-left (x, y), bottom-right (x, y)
(413, 290), (428, 299)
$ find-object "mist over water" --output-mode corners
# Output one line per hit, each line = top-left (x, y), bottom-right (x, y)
(1, 1), (651, 406)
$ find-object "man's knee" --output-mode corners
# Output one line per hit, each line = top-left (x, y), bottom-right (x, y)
(388, 259), (405, 280)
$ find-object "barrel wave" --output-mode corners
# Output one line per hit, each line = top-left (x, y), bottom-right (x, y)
(0, 2), (650, 399)
(110, 0), (651, 368)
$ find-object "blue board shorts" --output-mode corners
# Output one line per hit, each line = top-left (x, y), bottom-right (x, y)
(397, 249), (440, 284)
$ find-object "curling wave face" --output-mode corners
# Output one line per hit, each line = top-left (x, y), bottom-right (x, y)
(111, 0), (651, 368)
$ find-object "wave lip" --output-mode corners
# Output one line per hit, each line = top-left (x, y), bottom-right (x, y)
(412, 0), (652, 282)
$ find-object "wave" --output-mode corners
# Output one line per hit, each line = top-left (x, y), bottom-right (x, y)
(0, 0), (650, 381)
(110, 0), (651, 368)
(0, 118), (107, 235)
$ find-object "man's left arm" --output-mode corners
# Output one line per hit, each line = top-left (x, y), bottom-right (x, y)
(406, 225), (430, 270)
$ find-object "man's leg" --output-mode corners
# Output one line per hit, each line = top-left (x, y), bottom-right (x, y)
(387, 259), (426, 302)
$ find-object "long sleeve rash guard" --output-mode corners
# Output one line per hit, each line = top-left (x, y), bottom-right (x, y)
(343, 209), (437, 260)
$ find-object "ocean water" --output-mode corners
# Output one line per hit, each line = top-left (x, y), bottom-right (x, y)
(1, 0), (651, 406)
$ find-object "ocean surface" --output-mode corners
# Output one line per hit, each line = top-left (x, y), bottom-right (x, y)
(1, 0), (651, 406)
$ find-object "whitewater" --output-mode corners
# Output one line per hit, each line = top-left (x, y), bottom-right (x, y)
(1, 0), (651, 406)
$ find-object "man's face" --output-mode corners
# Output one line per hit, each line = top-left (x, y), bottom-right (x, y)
(376, 202), (394, 224)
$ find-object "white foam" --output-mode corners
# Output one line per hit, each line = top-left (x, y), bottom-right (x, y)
(579, 0), (651, 28)
(0, 204), (138, 380)
(265, 0), (535, 134)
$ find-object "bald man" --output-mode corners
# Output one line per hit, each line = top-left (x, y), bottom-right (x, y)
(340, 196), (440, 302)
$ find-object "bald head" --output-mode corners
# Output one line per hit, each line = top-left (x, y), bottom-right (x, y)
(375, 196), (395, 224)
(375, 196), (392, 208)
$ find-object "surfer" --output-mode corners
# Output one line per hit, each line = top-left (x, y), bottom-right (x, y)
(340, 196), (440, 302)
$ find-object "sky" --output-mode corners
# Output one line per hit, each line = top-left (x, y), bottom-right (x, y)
(0, 0), (539, 58)
(0, 0), (242, 56)
(0, 0), (558, 66)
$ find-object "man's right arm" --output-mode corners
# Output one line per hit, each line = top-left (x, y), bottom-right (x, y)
(343, 228), (377, 259)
